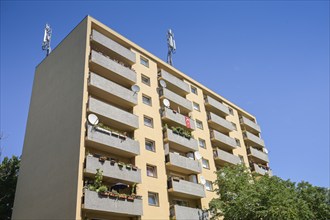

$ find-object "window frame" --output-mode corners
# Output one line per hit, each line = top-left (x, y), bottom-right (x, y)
(140, 56), (149, 67)
(199, 138), (206, 149)
(235, 138), (241, 147)
(193, 102), (200, 111)
(196, 119), (203, 130)
(202, 158), (210, 169)
(144, 115), (154, 128)
(142, 94), (152, 106)
(191, 85), (198, 95)
(141, 74), (151, 86)
(148, 192), (159, 206)
(145, 139), (156, 152)
(146, 164), (157, 178)
(205, 180), (213, 191)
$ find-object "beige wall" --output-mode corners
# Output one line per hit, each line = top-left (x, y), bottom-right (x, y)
(12, 17), (89, 219)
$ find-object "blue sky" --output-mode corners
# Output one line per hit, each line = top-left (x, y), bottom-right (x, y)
(1, 1), (329, 187)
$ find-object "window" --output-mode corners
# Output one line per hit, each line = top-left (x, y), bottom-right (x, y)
(235, 138), (241, 147)
(193, 102), (200, 111)
(196, 120), (203, 130)
(202, 158), (210, 169)
(146, 164), (157, 177)
(199, 138), (206, 149)
(191, 85), (198, 95)
(144, 116), (153, 128)
(145, 139), (155, 152)
(228, 107), (234, 115)
(140, 56), (149, 67)
(141, 74), (150, 86)
(205, 180), (213, 191)
(142, 94), (152, 106)
(239, 155), (245, 164)
(148, 192), (159, 206)
(232, 122), (237, 130)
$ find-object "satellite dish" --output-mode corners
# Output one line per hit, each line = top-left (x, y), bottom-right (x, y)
(163, 99), (170, 108)
(200, 176), (206, 185)
(88, 114), (99, 126)
(264, 148), (269, 154)
(131, 85), (140, 95)
(195, 151), (202, 160)
(159, 80), (167, 88)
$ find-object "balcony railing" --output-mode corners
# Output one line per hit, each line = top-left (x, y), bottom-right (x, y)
(159, 88), (192, 113)
(165, 152), (201, 174)
(91, 30), (136, 64)
(239, 116), (261, 134)
(163, 128), (198, 152)
(168, 177), (205, 199)
(213, 148), (241, 166)
(170, 205), (206, 220)
(158, 69), (190, 95)
(83, 189), (143, 216)
(89, 72), (137, 107)
(204, 95), (229, 117)
(90, 50), (136, 86)
(251, 163), (272, 176)
(207, 112), (234, 133)
(88, 97), (138, 130)
(243, 131), (265, 148)
(86, 125), (140, 157)
(85, 155), (141, 183)
(210, 129), (237, 150)
(161, 108), (195, 130)
(247, 147), (269, 163)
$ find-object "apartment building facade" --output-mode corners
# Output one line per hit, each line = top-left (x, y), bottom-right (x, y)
(12, 16), (271, 220)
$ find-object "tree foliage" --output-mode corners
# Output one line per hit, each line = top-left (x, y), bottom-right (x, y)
(0, 155), (20, 220)
(209, 164), (330, 220)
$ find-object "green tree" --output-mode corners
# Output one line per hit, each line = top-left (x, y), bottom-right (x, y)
(0, 156), (20, 220)
(209, 164), (329, 220)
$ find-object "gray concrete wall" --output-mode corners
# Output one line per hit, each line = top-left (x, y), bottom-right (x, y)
(85, 155), (142, 183)
(170, 179), (205, 198)
(244, 131), (265, 147)
(161, 88), (192, 112)
(92, 29), (136, 64)
(91, 50), (136, 84)
(84, 190), (143, 216)
(165, 128), (198, 152)
(208, 112), (234, 131)
(89, 97), (139, 129)
(12, 18), (89, 219)
(205, 95), (229, 116)
(250, 147), (269, 163)
(162, 108), (195, 130)
(240, 116), (261, 133)
(212, 130), (236, 149)
(158, 69), (189, 94)
(167, 152), (202, 174)
(173, 205), (202, 220)
(215, 149), (241, 165)
(90, 72), (137, 106)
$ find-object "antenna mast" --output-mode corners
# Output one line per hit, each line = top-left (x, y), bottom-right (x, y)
(167, 29), (176, 66)
(42, 23), (52, 56)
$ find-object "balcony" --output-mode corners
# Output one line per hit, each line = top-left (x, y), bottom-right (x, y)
(89, 72), (137, 108)
(210, 130), (237, 151)
(163, 128), (198, 152)
(90, 50), (136, 87)
(204, 95), (229, 117)
(85, 155), (141, 184)
(88, 97), (138, 131)
(161, 108), (195, 131)
(240, 116), (261, 134)
(248, 147), (269, 164)
(252, 163), (272, 176)
(83, 190), (143, 216)
(86, 125), (139, 157)
(243, 131), (265, 148)
(159, 88), (192, 114)
(91, 30), (136, 64)
(170, 205), (204, 220)
(213, 148), (240, 166)
(166, 152), (201, 174)
(168, 178), (205, 199)
(158, 69), (190, 96)
(207, 112), (234, 133)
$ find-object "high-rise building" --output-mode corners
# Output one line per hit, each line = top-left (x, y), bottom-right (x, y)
(12, 16), (271, 220)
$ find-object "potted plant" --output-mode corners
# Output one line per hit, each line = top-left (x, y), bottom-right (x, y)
(99, 156), (107, 162)
(127, 194), (135, 201)
(109, 190), (119, 198)
(118, 194), (127, 200)
(178, 127), (184, 136)
(132, 165), (138, 171)
(98, 185), (108, 197)
(172, 126), (178, 134)
(110, 158), (116, 165)
(118, 161), (125, 168)
(126, 164), (132, 170)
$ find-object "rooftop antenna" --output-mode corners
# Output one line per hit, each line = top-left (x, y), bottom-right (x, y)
(167, 29), (176, 66)
(42, 23), (52, 56)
